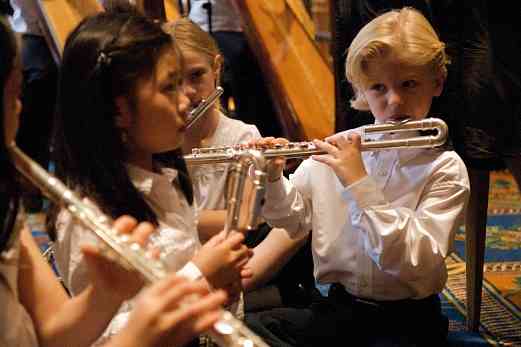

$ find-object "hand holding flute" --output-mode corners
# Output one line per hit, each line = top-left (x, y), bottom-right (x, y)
(238, 118), (447, 187)
(311, 133), (367, 187)
(246, 134), (367, 187)
(81, 216), (228, 347)
(9, 144), (228, 347)
(245, 137), (290, 183)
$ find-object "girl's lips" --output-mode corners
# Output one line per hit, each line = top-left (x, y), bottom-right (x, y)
(389, 114), (410, 121)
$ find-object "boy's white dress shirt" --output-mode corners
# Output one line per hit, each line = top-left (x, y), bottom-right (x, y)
(263, 129), (470, 301)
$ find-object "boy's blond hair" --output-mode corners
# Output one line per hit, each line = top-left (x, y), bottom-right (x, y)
(346, 7), (449, 111)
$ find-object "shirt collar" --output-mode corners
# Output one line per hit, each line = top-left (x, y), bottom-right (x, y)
(126, 163), (179, 195)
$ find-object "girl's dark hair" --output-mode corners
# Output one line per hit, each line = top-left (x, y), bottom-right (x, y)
(53, 9), (191, 226)
(0, 16), (20, 252)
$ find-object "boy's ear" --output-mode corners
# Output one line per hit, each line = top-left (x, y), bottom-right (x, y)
(115, 96), (132, 129)
(433, 76), (445, 97)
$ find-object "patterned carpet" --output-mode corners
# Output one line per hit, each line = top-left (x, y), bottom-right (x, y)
(443, 170), (521, 346)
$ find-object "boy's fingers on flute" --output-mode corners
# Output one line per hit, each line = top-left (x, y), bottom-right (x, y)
(335, 132), (361, 149)
(312, 139), (338, 157)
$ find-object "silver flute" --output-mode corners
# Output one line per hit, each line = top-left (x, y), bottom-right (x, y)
(186, 86), (224, 129)
(223, 150), (267, 236)
(8, 143), (269, 347)
(184, 117), (448, 165)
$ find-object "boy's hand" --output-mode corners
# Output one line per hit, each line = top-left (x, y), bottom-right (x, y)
(312, 133), (367, 186)
(247, 137), (289, 182)
(192, 231), (253, 290)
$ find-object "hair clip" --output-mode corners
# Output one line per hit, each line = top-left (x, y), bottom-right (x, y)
(96, 51), (112, 68)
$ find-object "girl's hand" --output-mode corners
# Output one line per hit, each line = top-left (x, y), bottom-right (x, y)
(112, 275), (227, 347)
(222, 279), (243, 305)
(223, 265), (253, 305)
(192, 231), (253, 290)
(81, 215), (156, 303)
(240, 265), (253, 280)
(312, 133), (367, 187)
(247, 137), (288, 182)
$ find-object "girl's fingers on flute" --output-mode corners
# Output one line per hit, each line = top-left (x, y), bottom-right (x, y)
(112, 215), (138, 234)
(113, 215), (155, 247)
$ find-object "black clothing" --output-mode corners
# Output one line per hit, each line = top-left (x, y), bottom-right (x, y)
(246, 284), (448, 347)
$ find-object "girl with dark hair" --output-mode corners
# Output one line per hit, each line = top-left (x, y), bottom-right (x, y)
(0, 15), (226, 347)
(51, 9), (251, 341)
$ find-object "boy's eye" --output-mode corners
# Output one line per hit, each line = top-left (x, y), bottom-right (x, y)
(402, 80), (418, 88)
(370, 83), (386, 92)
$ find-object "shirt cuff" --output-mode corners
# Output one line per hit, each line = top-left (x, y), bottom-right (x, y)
(265, 177), (287, 200)
(341, 175), (385, 208)
(263, 178), (294, 218)
(176, 261), (203, 281)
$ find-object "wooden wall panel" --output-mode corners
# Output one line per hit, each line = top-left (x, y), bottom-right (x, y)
(32, 0), (102, 62)
(236, 1), (334, 140)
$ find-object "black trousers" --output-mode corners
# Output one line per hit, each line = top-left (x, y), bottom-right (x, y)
(244, 223), (317, 310)
(246, 284), (449, 347)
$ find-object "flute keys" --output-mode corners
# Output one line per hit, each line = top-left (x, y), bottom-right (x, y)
(240, 339), (254, 347)
(129, 242), (141, 251)
(225, 147), (235, 158)
(214, 320), (234, 335)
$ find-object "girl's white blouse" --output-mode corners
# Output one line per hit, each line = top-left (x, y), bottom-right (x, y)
(54, 165), (202, 339)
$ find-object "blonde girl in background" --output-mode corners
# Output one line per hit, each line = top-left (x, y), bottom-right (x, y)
(164, 18), (310, 309)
